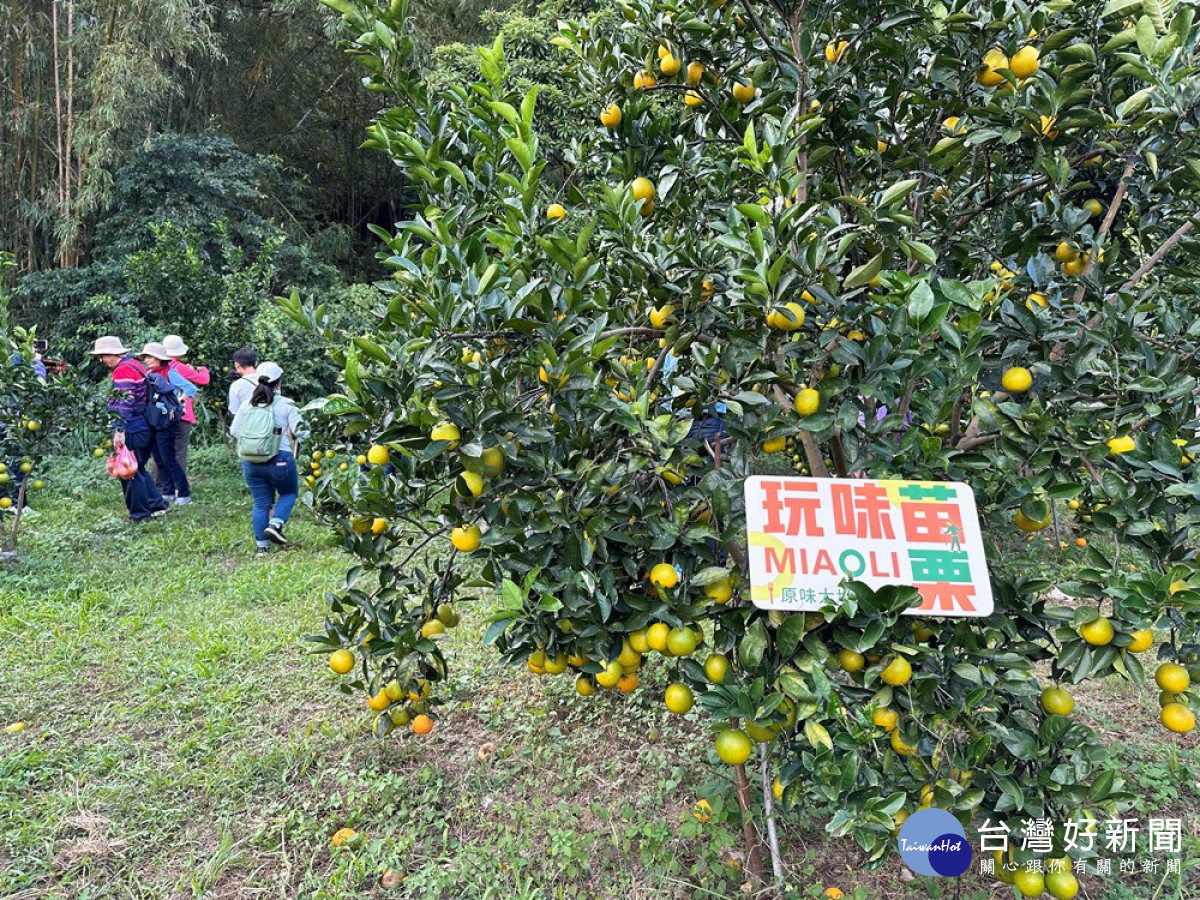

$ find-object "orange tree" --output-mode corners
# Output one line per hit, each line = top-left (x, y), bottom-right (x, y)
(0, 327), (89, 551)
(303, 0), (1200, 881)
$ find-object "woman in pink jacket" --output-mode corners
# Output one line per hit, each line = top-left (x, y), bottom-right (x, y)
(158, 334), (210, 504)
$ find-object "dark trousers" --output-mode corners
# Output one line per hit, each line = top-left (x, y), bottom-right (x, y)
(154, 420), (193, 497)
(150, 423), (190, 499)
(122, 428), (168, 520)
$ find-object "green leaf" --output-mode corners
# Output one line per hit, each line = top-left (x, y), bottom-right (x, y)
(900, 240), (937, 266)
(1099, 0), (1142, 18)
(500, 578), (523, 611)
(1088, 769), (1116, 801)
(879, 178), (920, 208)
(843, 254), (884, 289)
(908, 280), (935, 320)
(739, 619), (769, 671)
(1136, 15), (1158, 55)
(1127, 375), (1167, 392)
(804, 720), (834, 752)
(735, 203), (770, 229)
(691, 566), (731, 587)
(478, 262), (500, 295)
(1000, 727), (1039, 760)
(1144, 0), (1173, 32)
(777, 614), (808, 659)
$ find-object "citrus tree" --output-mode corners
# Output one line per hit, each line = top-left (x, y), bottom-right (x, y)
(0, 327), (89, 552)
(299, 0), (1200, 888)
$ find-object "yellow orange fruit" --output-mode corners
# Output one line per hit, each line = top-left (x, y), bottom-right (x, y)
(880, 656), (913, 686)
(633, 71), (657, 90)
(1107, 435), (1135, 455)
(977, 48), (1009, 86)
(1161, 702), (1196, 733)
(705, 653), (731, 683)
(430, 422), (460, 448)
(599, 103), (622, 128)
(1127, 629), (1153, 653)
(1010, 45), (1040, 80)
(872, 707), (899, 731)
(1156, 662), (1190, 693)
(631, 177), (656, 204)
(794, 388), (820, 417)
(731, 80), (756, 104)
(665, 683), (694, 714)
(450, 524), (482, 552)
(1041, 686), (1074, 716)
(714, 728), (753, 765)
(1080, 616), (1115, 646)
(1002, 366), (1033, 393)
(838, 649), (865, 673)
(650, 562), (679, 589)
(329, 649), (355, 675)
(824, 40), (848, 63)
(646, 622), (670, 652)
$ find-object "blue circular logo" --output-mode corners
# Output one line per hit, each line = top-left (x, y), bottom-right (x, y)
(897, 808), (972, 877)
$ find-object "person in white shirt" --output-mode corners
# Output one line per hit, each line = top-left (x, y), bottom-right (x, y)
(229, 362), (307, 556)
(228, 347), (258, 416)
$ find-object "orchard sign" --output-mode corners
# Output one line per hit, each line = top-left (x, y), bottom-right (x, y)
(744, 476), (993, 617)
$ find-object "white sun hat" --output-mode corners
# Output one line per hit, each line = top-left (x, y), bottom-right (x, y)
(139, 342), (171, 361)
(89, 336), (130, 356)
(162, 335), (190, 357)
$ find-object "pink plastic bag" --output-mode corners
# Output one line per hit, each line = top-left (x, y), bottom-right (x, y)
(106, 445), (139, 480)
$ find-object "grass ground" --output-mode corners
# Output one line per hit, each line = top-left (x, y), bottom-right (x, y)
(1, 447), (1198, 899)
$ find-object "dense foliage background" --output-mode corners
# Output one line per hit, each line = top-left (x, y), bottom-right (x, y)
(1, 0), (556, 430)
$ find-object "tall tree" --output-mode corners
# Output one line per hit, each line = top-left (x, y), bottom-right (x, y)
(0, 0), (218, 270)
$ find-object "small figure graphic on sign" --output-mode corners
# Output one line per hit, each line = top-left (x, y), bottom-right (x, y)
(942, 523), (962, 551)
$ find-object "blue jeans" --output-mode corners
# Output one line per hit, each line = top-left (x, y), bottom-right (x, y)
(242, 451), (298, 546)
(687, 414), (728, 444)
(121, 427), (168, 520)
(150, 424), (190, 499)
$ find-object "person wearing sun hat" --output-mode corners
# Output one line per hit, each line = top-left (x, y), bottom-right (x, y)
(229, 361), (307, 556)
(90, 336), (169, 522)
(156, 334), (209, 504)
(138, 341), (191, 506)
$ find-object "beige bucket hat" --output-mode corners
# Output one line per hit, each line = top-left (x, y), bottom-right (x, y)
(89, 336), (130, 356)
(162, 335), (189, 357)
(139, 342), (171, 361)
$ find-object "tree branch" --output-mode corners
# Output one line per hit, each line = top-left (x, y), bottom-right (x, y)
(956, 433), (1000, 451)
(1070, 157), (1136, 305)
(952, 150), (1105, 231)
(1115, 210), (1200, 296)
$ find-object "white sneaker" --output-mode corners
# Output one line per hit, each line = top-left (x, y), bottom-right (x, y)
(175, 496), (192, 506)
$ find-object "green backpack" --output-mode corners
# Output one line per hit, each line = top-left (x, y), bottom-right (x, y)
(237, 398), (283, 462)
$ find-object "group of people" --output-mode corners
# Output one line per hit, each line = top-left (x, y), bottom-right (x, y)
(90, 337), (306, 556)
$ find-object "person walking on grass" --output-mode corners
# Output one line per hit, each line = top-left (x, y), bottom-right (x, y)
(229, 362), (305, 557)
(158, 334), (209, 503)
(228, 347), (258, 416)
(90, 336), (169, 522)
(139, 342), (190, 506)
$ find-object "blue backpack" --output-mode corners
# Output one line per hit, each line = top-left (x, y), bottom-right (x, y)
(142, 370), (184, 430)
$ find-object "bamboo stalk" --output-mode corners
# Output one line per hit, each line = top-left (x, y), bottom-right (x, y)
(51, 0), (65, 238)
(66, 0), (76, 264)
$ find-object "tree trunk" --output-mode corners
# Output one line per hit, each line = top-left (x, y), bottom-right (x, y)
(51, 0), (67, 267)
